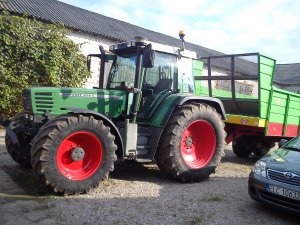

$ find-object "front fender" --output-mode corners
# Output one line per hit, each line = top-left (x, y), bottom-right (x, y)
(65, 108), (124, 159)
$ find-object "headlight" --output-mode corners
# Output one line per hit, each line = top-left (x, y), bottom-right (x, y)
(253, 160), (266, 177)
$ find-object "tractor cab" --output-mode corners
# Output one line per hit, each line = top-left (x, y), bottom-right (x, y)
(87, 37), (198, 122)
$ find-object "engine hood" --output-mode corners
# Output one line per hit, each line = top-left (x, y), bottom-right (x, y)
(263, 148), (300, 174)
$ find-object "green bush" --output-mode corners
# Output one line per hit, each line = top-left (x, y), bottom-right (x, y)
(0, 11), (90, 119)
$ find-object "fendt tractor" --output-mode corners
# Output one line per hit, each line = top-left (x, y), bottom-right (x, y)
(1, 33), (227, 194)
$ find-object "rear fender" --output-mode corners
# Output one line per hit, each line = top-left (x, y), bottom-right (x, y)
(178, 96), (226, 119)
(150, 95), (226, 128)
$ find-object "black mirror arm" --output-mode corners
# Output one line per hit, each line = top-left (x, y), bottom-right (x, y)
(87, 56), (91, 71)
(99, 45), (106, 89)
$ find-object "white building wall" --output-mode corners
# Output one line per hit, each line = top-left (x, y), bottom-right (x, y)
(202, 68), (259, 97)
(66, 31), (114, 89)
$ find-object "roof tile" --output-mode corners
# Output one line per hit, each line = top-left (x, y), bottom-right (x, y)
(1, 0), (299, 85)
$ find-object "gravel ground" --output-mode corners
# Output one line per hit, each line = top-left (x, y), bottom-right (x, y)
(0, 128), (299, 225)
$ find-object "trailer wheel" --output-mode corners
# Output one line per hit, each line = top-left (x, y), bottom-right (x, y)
(156, 103), (225, 182)
(252, 147), (269, 157)
(232, 136), (253, 157)
(5, 113), (32, 168)
(252, 139), (274, 157)
(31, 114), (117, 194)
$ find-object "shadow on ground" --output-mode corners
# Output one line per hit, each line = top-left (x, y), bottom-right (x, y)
(1, 132), (299, 225)
(221, 148), (259, 166)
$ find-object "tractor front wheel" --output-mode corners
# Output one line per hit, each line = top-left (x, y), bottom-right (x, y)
(156, 103), (226, 182)
(5, 113), (33, 168)
(31, 114), (117, 194)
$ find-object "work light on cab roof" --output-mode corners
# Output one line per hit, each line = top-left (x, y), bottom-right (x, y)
(179, 30), (185, 40)
(179, 30), (186, 51)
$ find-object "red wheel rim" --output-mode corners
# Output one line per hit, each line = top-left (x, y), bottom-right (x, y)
(180, 120), (216, 169)
(56, 131), (102, 181)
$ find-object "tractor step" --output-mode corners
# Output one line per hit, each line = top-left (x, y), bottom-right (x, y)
(136, 145), (151, 155)
(137, 132), (151, 145)
(136, 130), (152, 156)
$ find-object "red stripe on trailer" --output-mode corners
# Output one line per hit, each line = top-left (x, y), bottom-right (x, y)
(285, 124), (299, 137)
(267, 123), (284, 136)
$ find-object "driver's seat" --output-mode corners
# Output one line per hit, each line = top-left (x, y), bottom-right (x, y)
(153, 78), (172, 94)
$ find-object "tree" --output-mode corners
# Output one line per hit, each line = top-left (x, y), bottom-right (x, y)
(0, 11), (90, 118)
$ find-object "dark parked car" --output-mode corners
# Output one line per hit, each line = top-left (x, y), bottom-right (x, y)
(248, 135), (300, 213)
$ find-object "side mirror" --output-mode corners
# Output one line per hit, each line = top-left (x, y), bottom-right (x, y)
(87, 56), (91, 71)
(279, 139), (288, 148)
(142, 44), (155, 68)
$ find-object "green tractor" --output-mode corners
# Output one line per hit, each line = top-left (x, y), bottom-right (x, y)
(2, 34), (226, 194)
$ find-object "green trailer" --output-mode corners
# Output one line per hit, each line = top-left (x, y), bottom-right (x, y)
(193, 53), (300, 157)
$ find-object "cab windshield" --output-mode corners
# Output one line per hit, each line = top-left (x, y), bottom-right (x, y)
(107, 53), (136, 89)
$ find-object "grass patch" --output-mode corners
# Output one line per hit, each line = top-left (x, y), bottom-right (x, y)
(203, 195), (223, 202)
(185, 215), (204, 225)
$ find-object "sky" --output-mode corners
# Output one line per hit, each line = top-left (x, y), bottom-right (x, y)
(59, 0), (300, 64)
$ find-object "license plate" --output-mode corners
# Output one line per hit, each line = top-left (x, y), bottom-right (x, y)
(266, 184), (300, 201)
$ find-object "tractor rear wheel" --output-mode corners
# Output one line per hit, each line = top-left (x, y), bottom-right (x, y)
(5, 113), (32, 168)
(156, 103), (225, 182)
(232, 136), (253, 157)
(31, 114), (117, 194)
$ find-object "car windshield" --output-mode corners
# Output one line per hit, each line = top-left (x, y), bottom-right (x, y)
(284, 136), (300, 151)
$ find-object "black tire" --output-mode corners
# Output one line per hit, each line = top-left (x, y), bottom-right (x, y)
(5, 113), (32, 168)
(155, 103), (226, 182)
(31, 114), (117, 195)
(232, 136), (254, 157)
(252, 139), (274, 157)
(252, 146), (269, 157)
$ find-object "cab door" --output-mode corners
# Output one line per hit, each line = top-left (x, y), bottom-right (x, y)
(138, 52), (178, 120)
